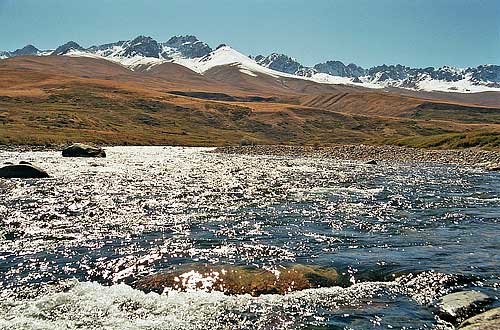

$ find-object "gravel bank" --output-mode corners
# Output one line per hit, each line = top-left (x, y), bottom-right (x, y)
(0, 145), (63, 152)
(3, 144), (500, 167)
(213, 145), (500, 167)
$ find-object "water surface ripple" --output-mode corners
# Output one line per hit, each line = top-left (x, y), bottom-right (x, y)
(0, 147), (498, 329)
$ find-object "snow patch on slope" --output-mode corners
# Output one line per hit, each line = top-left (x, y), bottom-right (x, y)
(416, 74), (499, 93)
(310, 73), (384, 89)
(65, 49), (168, 71)
(170, 46), (280, 77)
(239, 69), (258, 77)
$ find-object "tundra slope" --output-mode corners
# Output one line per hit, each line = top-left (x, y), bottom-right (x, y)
(0, 55), (499, 148)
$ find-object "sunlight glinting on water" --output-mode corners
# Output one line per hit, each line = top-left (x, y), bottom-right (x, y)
(0, 147), (499, 329)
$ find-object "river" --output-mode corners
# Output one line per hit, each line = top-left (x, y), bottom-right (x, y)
(0, 147), (498, 329)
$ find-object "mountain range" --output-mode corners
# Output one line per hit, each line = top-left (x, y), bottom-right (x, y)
(1, 35), (499, 94)
(1, 33), (500, 149)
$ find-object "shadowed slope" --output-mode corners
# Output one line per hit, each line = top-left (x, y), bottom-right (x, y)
(299, 92), (500, 122)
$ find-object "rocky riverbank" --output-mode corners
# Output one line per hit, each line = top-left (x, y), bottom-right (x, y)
(3, 144), (500, 168)
(213, 145), (500, 167)
(0, 145), (63, 152)
(0, 143), (106, 155)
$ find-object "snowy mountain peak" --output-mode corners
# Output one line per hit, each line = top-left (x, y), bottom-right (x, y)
(121, 36), (162, 58)
(165, 35), (200, 47)
(53, 41), (84, 55)
(12, 45), (40, 56)
(52, 41), (84, 55)
(2, 35), (499, 93)
(196, 45), (254, 70)
(255, 53), (306, 75)
(314, 61), (366, 78)
(164, 35), (212, 59)
(201, 45), (248, 62)
(130, 35), (155, 45)
(173, 45), (288, 78)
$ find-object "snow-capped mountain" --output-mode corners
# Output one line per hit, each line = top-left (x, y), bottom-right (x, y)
(1, 35), (499, 93)
(163, 35), (212, 59)
(254, 53), (500, 92)
(180, 45), (296, 76)
(363, 64), (500, 92)
(255, 53), (307, 75)
(53, 41), (84, 55)
(0, 44), (45, 58)
(314, 61), (366, 78)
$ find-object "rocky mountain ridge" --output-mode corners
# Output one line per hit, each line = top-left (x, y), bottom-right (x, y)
(1, 35), (499, 93)
(255, 53), (500, 91)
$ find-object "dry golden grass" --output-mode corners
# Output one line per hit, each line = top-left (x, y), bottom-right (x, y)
(1, 55), (499, 149)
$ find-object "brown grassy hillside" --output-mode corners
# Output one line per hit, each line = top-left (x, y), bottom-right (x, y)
(1, 56), (499, 149)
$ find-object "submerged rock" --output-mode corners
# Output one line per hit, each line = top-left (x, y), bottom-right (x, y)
(135, 264), (339, 296)
(436, 291), (492, 323)
(0, 164), (49, 178)
(62, 143), (106, 158)
(460, 307), (500, 330)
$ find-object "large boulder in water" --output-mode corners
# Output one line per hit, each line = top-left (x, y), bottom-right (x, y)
(460, 307), (500, 330)
(62, 143), (106, 158)
(0, 164), (49, 178)
(436, 291), (492, 323)
(134, 264), (339, 296)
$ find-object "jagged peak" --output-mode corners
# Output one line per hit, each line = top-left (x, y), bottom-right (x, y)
(321, 60), (346, 65)
(59, 41), (82, 48)
(52, 41), (84, 55)
(163, 35), (212, 59)
(128, 35), (158, 45)
(121, 36), (161, 58)
(11, 44), (40, 56)
(17, 44), (39, 52)
(256, 52), (300, 62)
(165, 35), (200, 45)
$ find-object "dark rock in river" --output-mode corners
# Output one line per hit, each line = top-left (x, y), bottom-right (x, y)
(460, 307), (500, 330)
(365, 160), (377, 165)
(436, 291), (492, 323)
(0, 164), (49, 178)
(485, 163), (500, 171)
(62, 143), (106, 158)
(134, 264), (339, 296)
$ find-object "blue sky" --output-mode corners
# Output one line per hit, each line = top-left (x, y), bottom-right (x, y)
(0, 0), (498, 68)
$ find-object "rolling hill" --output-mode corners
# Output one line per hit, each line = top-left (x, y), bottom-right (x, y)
(0, 55), (499, 149)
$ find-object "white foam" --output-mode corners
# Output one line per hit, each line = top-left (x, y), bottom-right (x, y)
(0, 280), (398, 330)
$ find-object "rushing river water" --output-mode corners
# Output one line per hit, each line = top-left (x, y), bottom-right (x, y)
(0, 146), (499, 329)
